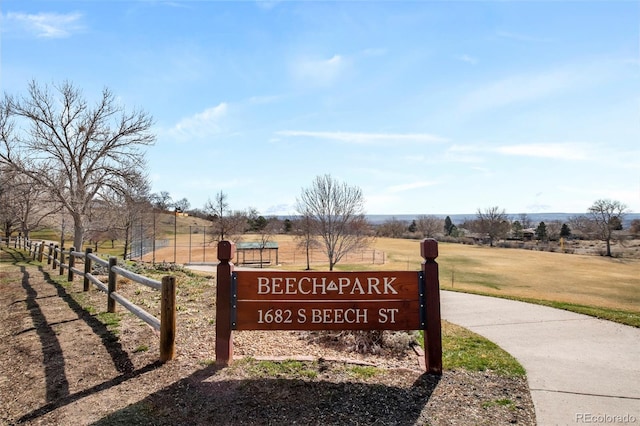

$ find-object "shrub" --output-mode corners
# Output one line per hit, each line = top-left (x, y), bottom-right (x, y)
(304, 330), (417, 355)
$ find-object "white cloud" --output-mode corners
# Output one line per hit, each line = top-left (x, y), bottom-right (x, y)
(471, 166), (494, 177)
(276, 130), (447, 145)
(449, 142), (593, 161)
(455, 54), (478, 65)
(494, 143), (591, 160)
(387, 181), (438, 193)
(168, 103), (228, 142)
(460, 59), (620, 114)
(495, 30), (551, 43)
(4, 12), (84, 38)
(291, 54), (347, 87)
(445, 145), (486, 163)
(460, 69), (576, 112)
(255, 0), (283, 10)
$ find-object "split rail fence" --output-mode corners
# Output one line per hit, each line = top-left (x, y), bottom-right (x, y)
(5, 235), (176, 362)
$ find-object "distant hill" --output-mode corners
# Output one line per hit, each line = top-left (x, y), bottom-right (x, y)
(365, 213), (640, 228)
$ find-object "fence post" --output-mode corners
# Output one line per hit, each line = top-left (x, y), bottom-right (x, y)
(53, 245), (59, 269)
(59, 245), (65, 276)
(420, 238), (442, 375)
(160, 275), (176, 362)
(216, 240), (235, 366)
(38, 241), (45, 262)
(84, 248), (92, 291)
(67, 247), (75, 282)
(107, 257), (117, 313)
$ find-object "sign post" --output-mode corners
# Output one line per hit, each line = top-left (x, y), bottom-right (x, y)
(421, 238), (442, 374)
(215, 241), (235, 366)
(215, 239), (442, 375)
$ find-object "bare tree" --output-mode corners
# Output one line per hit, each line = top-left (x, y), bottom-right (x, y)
(415, 215), (443, 238)
(296, 174), (371, 271)
(95, 171), (151, 258)
(588, 199), (627, 257)
(174, 197), (190, 212)
(0, 81), (155, 250)
(518, 213), (534, 230)
(568, 215), (597, 239)
(205, 191), (229, 241)
(545, 220), (563, 241)
(293, 210), (321, 270)
(204, 191), (247, 243)
(0, 166), (61, 240)
(255, 218), (281, 268)
(151, 191), (174, 211)
(0, 167), (21, 240)
(376, 217), (407, 238)
(475, 206), (510, 247)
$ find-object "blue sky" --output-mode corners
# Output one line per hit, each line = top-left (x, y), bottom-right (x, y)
(1, 1), (639, 216)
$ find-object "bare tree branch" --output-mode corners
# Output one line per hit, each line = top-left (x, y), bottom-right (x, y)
(0, 80), (155, 249)
(296, 174), (371, 271)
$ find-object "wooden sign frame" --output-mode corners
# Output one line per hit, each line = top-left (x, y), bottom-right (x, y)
(231, 270), (424, 331)
(216, 239), (442, 375)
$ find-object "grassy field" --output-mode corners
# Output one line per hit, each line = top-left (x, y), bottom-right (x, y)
(195, 234), (639, 326)
(362, 238), (640, 310)
(346, 238), (639, 326)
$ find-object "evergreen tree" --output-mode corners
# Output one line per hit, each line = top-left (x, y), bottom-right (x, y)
(535, 221), (548, 241)
(560, 223), (571, 238)
(444, 216), (454, 235)
(511, 220), (523, 239)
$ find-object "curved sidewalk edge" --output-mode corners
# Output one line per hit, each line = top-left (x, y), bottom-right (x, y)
(440, 291), (640, 426)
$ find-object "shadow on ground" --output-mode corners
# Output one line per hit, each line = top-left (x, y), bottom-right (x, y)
(93, 364), (441, 425)
(0, 248), (163, 423)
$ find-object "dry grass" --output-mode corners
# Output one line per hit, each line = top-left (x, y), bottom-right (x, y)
(145, 233), (639, 314)
(364, 238), (640, 313)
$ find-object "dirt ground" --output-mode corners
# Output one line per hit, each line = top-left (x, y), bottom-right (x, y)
(136, 233), (391, 268)
(0, 247), (535, 425)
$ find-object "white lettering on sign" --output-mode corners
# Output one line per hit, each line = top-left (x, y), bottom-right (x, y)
(378, 308), (399, 323)
(252, 307), (405, 325)
(311, 308), (368, 324)
(256, 276), (399, 296)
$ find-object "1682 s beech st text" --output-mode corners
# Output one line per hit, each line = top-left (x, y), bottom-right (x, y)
(256, 307), (400, 325)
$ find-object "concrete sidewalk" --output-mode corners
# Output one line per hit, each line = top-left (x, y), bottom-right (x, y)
(440, 291), (640, 426)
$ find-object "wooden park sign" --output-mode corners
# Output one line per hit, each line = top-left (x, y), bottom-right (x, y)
(215, 239), (442, 374)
